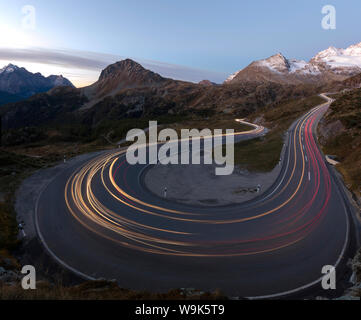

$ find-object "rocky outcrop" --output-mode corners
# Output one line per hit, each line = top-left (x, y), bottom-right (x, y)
(318, 118), (345, 145)
(0, 255), (21, 286)
(0, 267), (22, 285)
(335, 249), (361, 300)
(351, 249), (361, 284)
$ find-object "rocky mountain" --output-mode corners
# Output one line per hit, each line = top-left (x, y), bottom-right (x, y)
(226, 42), (361, 85)
(0, 64), (74, 104)
(81, 59), (170, 107)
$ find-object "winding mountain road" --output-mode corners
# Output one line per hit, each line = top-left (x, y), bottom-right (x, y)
(35, 94), (354, 298)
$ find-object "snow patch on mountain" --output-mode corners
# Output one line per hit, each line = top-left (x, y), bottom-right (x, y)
(289, 59), (321, 75)
(225, 70), (241, 82)
(256, 53), (290, 73)
(313, 46), (344, 61)
(288, 59), (308, 72)
(323, 56), (361, 69)
(256, 55), (321, 75)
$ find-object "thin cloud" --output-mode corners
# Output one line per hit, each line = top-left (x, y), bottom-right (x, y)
(0, 47), (112, 70)
(0, 47), (228, 84)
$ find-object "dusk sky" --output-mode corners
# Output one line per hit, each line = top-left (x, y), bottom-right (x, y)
(1, 0), (360, 87)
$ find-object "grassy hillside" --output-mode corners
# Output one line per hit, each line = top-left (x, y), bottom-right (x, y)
(319, 89), (361, 196)
(0, 80), (319, 146)
(0, 150), (49, 251)
(231, 95), (325, 172)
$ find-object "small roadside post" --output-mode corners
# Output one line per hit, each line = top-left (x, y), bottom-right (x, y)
(18, 221), (26, 238)
(164, 187), (167, 198)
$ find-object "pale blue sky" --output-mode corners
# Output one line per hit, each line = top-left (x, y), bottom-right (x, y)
(0, 0), (360, 86)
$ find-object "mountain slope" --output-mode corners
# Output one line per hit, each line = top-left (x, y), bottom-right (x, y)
(319, 88), (361, 197)
(0, 86), (86, 129)
(0, 91), (24, 106)
(342, 73), (361, 88)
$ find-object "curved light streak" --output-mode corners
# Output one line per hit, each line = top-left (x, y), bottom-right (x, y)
(64, 107), (333, 256)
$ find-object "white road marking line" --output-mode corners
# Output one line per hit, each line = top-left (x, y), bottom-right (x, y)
(248, 93), (350, 300)
(308, 171), (311, 181)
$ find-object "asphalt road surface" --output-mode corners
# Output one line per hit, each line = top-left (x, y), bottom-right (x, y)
(35, 94), (352, 298)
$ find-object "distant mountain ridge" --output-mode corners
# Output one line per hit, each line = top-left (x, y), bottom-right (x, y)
(1, 58), (322, 132)
(226, 42), (361, 85)
(0, 64), (74, 105)
(1, 49), (360, 136)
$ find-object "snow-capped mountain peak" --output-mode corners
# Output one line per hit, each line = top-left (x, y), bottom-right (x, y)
(311, 42), (361, 73)
(313, 46), (344, 61)
(0, 64), (74, 97)
(0, 63), (20, 74)
(225, 41), (361, 84)
(344, 42), (361, 56)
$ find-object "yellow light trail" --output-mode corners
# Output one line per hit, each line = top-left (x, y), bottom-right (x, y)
(63, 107), (329, 256)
